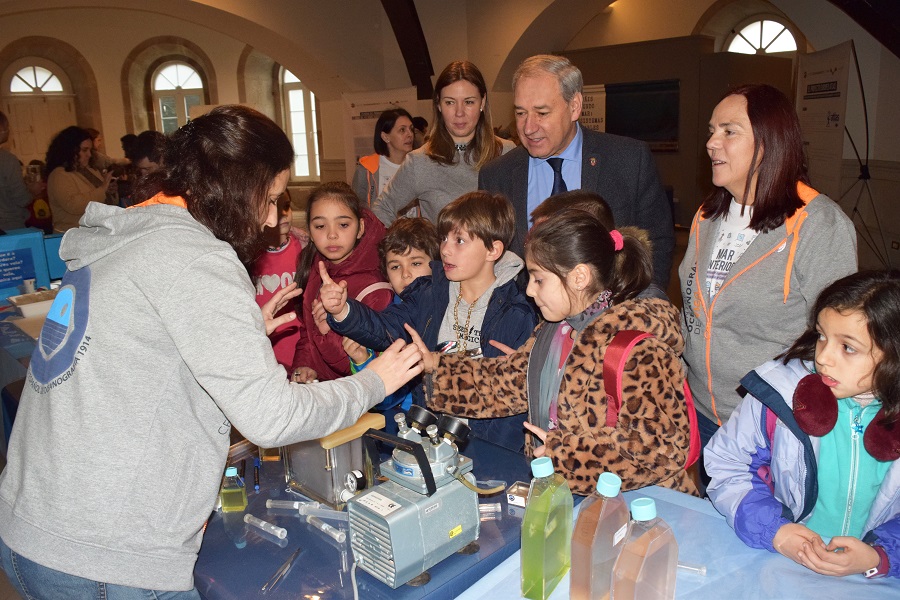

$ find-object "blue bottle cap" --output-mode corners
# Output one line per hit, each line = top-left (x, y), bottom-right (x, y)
(596, 472), (622, 497)
(530, 456), (554, 478)
(225, 466), (238, 477)
(630, 497), (657, 521)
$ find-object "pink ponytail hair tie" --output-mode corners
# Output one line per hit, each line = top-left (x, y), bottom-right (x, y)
(609, 229), (624, 251)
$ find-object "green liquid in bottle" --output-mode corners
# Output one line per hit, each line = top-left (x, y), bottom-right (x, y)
(521, 470), (573, 599)
(220, 466), (247, 513)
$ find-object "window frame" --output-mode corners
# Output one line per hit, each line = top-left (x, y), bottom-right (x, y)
(150, 60), (205, 133)
(281, 68), (321, 183)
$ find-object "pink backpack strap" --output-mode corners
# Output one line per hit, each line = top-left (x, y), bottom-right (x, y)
(604, 330), (701, 469)
(681, 381), (701, 468)
(603, 331), (653, 428)
(355, 282), (392, 303)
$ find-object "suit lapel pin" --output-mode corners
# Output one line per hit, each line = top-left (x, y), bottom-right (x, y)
(589, 157), (597, 167)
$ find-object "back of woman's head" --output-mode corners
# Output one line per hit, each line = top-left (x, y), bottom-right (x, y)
(783, 269), (900, 418)
(427, 60), (500, 169)
(702, 83), (806, 232)
(295, 181), (365, 293)
(526, 209), (652, 304)
(373, 108), (413, 156)
(45, 126), (90, 174)
(132, 105), (293, 265)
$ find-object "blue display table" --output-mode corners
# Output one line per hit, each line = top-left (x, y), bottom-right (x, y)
(457, 485), (900, 600)
(194, 436), (533, 599)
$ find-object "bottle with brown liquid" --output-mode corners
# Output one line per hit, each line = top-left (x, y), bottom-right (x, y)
(611, 498), (677, 600)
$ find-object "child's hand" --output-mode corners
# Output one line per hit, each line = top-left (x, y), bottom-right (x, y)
(311, 298), (331, 335)
(318, 262), (348, 319)
(262, 282), (302, 335)
(796, 536), (881, 577)
(292, 367), (317, 383)
(367, 338), (424, 397)
(773, 523), (825, 566)
(488, 339), (516, 356)
(342, 337), (370, 365)
(523, 421), (548, 457)
(404, 324), (439, 373)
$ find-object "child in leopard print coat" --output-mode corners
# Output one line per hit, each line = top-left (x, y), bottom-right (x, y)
(409, 209), (699, 496)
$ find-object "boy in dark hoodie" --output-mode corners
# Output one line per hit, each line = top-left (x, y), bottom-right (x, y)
(320, 191), (537, 451)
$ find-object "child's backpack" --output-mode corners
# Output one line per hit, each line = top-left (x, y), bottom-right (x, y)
(602, 330), (701, 469)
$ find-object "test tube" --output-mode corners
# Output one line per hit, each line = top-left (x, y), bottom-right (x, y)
(244, 514), (287, 539)
(677, 561), (707, 576)
(306, 515), (346, 544)
(266, 499), (321, 511)
(297, 504), (350, 522)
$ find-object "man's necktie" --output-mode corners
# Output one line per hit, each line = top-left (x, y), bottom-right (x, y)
(547, 157), (567, 196)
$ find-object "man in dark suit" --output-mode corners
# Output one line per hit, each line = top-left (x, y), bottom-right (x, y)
(479, 54), (674, 290)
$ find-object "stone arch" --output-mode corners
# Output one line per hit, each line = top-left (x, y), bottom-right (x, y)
(237, 44), (278, 123)
(120, 36), (218, 133)
(0, 35), (100, 129)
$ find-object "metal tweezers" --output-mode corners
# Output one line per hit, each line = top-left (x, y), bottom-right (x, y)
(261, 545), (302, 594)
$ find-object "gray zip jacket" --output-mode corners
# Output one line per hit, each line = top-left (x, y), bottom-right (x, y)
(679, 187), (856, 425)
(0, 202), (385, 591)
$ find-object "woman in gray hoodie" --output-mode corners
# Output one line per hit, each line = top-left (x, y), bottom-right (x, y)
(0, 106), (423, 598)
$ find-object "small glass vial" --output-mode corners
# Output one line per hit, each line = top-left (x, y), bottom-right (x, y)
(220, 466), (247, 513)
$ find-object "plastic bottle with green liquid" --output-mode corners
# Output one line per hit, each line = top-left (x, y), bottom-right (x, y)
(520, 456), (574, 600)
(611, 497), (678, 600)
(219, 466), (247, 513)
(570, 472), (630, 600)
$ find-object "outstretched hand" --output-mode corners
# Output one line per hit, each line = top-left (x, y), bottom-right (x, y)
(404, 324), (439, 373)
(366, 337), (424, 397)
(318, 261), (349, 318)
(311, 298), (331, 335)
(488, 339), (516, 356)
(524, 421), (547, 457)
(261, 282), (302, 335)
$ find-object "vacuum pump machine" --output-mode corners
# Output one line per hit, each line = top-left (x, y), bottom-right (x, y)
(347, 407), (485, 588)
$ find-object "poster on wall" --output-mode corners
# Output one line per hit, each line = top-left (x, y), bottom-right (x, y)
(796, 41), (852, 201)
(341, 87), (417, 184)
(579, 85), (606, 133)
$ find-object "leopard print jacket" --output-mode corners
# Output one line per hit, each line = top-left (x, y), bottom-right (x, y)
(429, 297), (699, 497)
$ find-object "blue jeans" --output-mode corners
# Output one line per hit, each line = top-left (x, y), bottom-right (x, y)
(0, 536), (200, 600)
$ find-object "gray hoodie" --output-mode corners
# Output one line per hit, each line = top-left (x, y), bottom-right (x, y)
(0, 202), (385, 591)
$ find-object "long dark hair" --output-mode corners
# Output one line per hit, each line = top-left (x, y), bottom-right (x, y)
(373, 108), (413, 156)
(132, 105), (294, 265)
(701, 84), (807, 233)
(526, 209), (651, 305)
(782, 270), (900, 420)
(426, 60), (502, 169)
(294, 181), (365, 296)
(45, 126), (91, 174)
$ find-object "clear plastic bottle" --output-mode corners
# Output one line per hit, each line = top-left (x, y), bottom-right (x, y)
(611, 498), (678, 600)
(220, 466), (247, 513)
(521, 456), (574, 600)
(570, 472), (630, 600)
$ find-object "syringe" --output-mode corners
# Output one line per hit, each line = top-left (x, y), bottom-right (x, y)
(306, 515), (346, 544)
(244, 514), (287, 539)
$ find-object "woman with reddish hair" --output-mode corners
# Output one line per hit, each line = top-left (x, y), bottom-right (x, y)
(371, 60), (514, 225)
(680, 83), (857, 447)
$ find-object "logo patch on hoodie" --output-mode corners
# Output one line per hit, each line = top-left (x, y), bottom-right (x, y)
(29, 267), (91, 389)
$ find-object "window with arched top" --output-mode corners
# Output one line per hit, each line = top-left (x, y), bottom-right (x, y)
(282, 68), (320, 181)
(726, 18), (797, 55)
(151, 61), (205, 133)
(9, 65), (64, 93)
(1, 58), (76, 165)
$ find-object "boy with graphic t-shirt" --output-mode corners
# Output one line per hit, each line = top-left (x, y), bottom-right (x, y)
(251, 193), (308, 371)
(320, 192), (537, 452)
